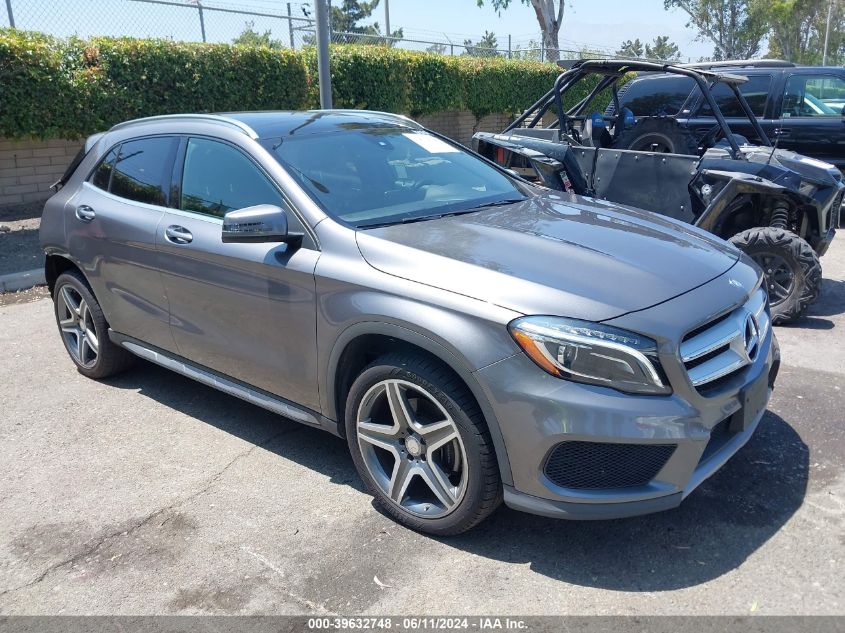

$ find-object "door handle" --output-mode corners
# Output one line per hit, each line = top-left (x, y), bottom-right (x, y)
(165, 225), (193, 244)
(75, 205), (96, 222)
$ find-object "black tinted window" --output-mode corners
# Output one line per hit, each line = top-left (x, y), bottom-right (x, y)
(618, 76), (696, 116)
(90, 147), (118, 191)
(700, 75), (772, 117)
(110, 137), (176, 206)
(181, 138), (283, 217)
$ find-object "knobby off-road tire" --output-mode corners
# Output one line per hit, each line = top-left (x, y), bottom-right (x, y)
(345, 352), (502, 535)
(613, 118), (699, 155)
(729, 227), (821, 324)
(53, 270), (135, 379)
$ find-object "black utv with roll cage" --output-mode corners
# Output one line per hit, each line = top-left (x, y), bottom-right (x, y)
(474, 59), (843, 323)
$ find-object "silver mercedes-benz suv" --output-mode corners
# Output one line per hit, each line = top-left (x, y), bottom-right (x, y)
(40, 110), (780, 534)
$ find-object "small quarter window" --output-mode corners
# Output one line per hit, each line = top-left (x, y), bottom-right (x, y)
(90, 147), (118, 191)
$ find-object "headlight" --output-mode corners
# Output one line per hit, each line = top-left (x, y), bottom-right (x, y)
(508, 317), (671, 395)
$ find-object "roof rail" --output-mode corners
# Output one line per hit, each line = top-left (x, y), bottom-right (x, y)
(109, 114), (259, 139)
(682, 59), (795, 69)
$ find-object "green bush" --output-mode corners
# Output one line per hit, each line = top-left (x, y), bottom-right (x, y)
(0, 30), (585, 139)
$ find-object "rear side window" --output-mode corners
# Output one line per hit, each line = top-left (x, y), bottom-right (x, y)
(90, 147), (118, 191)
(109, 137), (177, 206)
(180, 137), (284, 218)
(617, 76), (696, 116)
(699, 75), (773, 117)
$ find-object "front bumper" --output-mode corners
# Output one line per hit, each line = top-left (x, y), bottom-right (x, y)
(474, 284), (780, 520)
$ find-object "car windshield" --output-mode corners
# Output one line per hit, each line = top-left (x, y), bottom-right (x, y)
(264, 127), (527, 228)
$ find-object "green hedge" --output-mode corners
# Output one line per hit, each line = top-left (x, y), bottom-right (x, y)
(0, 29), (599, 139)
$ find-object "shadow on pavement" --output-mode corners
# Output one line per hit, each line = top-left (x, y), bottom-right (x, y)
(774, 277), (844, 331)
(105, 361), (808, 593)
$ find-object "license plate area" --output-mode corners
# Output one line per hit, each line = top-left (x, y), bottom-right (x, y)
(733, 372), (769, 431)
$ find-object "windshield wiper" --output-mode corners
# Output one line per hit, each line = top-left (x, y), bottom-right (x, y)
(359, 197), (527, 230)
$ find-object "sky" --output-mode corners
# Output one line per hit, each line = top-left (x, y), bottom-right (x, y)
(1, 0), (715, 62)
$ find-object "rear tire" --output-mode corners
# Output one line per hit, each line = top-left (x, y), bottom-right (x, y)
(53, 271), (135, 379)
(345, 352), (502, 535)
(613, 118), (698, 155)
(729, 227), (821, 324)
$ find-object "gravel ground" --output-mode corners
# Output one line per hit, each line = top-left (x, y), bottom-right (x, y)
(0, 203), (45, 277)
(0, 240), (842, 616)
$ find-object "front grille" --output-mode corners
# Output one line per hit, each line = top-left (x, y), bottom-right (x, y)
(680, 288), (769, 393)
(543, 441), (676, 490)
(699, 418), (736, 463)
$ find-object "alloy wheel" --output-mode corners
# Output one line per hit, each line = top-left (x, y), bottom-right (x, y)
(356, 379), (468, 518)
(752, 252), (795, 307)
(57, 285), (99, 368)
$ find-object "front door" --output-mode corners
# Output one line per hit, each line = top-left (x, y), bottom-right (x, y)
(776, 72), (845, 169)
(156, 137), (321, 411)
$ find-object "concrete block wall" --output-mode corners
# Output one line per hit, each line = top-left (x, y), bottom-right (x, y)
(416, 111), (514, 147)
(0, 111), (512, 209)
(0, 138), (83, 207)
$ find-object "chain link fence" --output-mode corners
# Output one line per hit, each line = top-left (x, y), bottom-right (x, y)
(1, 0), (618, 60)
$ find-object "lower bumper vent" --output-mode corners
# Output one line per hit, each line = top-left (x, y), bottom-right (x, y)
(543, 441), (676, 490)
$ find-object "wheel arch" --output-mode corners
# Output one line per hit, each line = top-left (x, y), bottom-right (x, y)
(45, 253), (86, 296)
(324, 321), (514, 486)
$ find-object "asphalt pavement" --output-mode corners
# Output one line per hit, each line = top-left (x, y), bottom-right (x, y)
(0, 243), (842, 616)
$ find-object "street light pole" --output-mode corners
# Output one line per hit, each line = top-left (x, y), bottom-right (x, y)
(5, 0), (14, 28)
(385, 0), (390, 36)
(822, 0), (833, 66)
(315, 0), (333, 108)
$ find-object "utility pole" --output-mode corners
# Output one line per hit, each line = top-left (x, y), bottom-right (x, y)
(384, 0), (390, 36)
(508, 33), (512, 59)
(315, 0), (333, 108)
(5, 0), (14, 28)
(196, 0), (206, 43)
(822, 0), (833, 66)
(287, 2), (295, 48)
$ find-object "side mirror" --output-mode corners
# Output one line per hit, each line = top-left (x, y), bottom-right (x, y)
(222, 204), (302, 245)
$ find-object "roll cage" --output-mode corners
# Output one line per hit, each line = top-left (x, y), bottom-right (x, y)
(506, 59), (773, 159)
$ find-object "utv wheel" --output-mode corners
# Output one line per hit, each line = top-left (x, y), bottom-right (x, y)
(53, 271), (135, 379)
(729, 227), (821, 324)
(345, 353), (502, 535)
(614, 118), (698, 155)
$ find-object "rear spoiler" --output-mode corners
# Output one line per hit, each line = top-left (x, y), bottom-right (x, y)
(51, 131), (105, 192)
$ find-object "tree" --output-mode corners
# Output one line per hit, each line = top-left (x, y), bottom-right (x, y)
(645, 35), (681, 60)
(664, 0), (768, 59)
(306, 0), (403, 46)
(763, 0), (845, 64)
(426, 43), (449, 55)
(512, 39), (543, 61)
(617, 38), (645, 58)
(232, 21), (284, 48)
(463, 31), (500, 57)
(476, 0), (565, 62)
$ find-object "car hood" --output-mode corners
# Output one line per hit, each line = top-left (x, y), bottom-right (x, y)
(356, 194), (740, 321)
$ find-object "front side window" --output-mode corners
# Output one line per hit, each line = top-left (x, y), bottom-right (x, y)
(783, 74), (845, 117)
(266, 127), (527, 228)
(109, 137), (177, 206)
(180, 138), (284, 218)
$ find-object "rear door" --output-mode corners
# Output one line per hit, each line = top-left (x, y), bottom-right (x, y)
(156, 136), (321, 411)
(65, 136), (179, 351)
(774, 71), (845, 168)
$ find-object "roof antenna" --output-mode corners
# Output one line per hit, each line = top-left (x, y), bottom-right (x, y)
(766, 120), (783, 166)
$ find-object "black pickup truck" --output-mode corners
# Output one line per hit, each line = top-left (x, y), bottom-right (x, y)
(608, 60), (845, 171)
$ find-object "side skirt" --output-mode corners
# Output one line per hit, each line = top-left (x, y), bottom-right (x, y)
(109, 331), (342, 437)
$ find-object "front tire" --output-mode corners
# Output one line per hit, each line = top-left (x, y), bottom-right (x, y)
(729, 227), (821, 324)
(345, 352), (502, 535)
(53, 271), (135, 379)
